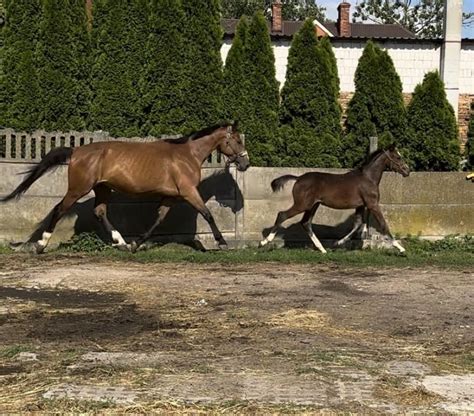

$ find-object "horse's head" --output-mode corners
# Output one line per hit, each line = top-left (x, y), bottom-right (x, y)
(384, 144), (410, 177)
(218, 121), (250, 172)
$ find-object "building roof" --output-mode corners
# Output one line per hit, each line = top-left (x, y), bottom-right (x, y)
(221, 18), (416, 40)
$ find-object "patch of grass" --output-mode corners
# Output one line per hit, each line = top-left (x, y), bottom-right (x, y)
(58, 232), (109, 253)
(0, 345), (33, 358)
(0, 244), (13, 254)
(32, 398), (116, 413)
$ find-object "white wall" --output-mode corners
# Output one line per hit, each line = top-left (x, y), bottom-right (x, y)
(221, 39), (474, 94)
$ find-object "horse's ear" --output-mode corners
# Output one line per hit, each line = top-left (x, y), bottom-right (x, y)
(388, 143), (396, 152)
(232, 120), (239, 132)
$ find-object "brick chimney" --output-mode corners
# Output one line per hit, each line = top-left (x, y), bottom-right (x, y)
(272, 0), (282, 33)
(337, 2), (351, 37)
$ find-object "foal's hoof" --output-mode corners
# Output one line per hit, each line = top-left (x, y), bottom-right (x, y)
(34, 243), (46, 255)
(115, 243), (132, 252)
(130, 241), (140, 253)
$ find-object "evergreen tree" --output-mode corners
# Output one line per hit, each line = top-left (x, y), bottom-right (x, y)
(243, 11), (280, 166)
(223, 16), (251, 125)
(90, 0), (148, 136)
(37, 0), (87, 131)
(181, 0), (224, 132)
(141, 0), (186, 136)
(343, 41), (407, 167)
(406, 71), (460, 171)
(0, 0), (41, 130)
(466, 100), (474, 170)
(279, 20), (341, 167)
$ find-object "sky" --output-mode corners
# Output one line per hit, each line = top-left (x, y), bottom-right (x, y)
(319, 0), (474, 38)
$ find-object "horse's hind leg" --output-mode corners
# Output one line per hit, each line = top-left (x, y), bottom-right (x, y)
(93, 184), (127, 248)
(35, 191), (84, 254)
(300, 203), (326, 253)
(335, 206), (365, 247)
(130, 198), (174, 253)
(260, 205), (304, 247)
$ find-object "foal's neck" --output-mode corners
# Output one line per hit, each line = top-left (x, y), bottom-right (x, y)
(362, 153), (386, 185)
(190, 130), (224, 165)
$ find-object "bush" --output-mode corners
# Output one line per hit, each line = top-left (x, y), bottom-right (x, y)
(90, 0), (148, 136)
(141, 0), (187, 136)
(465, 99), (474, 170)
(180, 0), (224, 132)
(0, 0), (41, 130)
(279, 20), (342, 167)
(60, 232), (109, 253)
(343, 41), (407, 167)
(406, 71), (460, 171)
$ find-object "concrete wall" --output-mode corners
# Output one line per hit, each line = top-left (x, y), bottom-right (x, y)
(1, 163), (473, 248)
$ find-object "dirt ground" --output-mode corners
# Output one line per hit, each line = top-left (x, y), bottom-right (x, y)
(0, 254), (473, 414)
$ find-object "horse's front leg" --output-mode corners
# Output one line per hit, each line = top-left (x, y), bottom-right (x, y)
(367, 204), (405, 253)
(182, 187), (227, 249)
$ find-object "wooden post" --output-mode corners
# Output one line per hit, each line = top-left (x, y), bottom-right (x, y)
(369, 136), (378, 154)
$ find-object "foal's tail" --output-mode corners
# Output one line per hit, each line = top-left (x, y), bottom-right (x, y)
(0, 147), (73, 202)
(271, 174), (299, 192)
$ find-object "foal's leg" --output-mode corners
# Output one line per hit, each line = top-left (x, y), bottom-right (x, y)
(259, 205), (304, 247)
(130, 198), (174, 253)
(335, 206), (365, 247)
(35, 190), (85, 254)
(182, 187), (227, 249)
(367, 204), (405, 253)
(93, 185), (127, 248)
(300, 203), (326, 254)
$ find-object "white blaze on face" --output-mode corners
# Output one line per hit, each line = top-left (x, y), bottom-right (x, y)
(37, 232), (52, 247)
(111, 230), (127, 246)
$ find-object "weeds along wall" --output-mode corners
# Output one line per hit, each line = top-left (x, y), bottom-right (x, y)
(0, 162), (472, 248)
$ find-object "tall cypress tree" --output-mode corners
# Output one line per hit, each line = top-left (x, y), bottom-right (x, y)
(406, 71), (460, 171)
(343, 41), (407, 167)
(466, 100), (474, 170)
(181, 0), (224, 132)
(244, 11), (280, 166)
(0, 0), (41, 130)
(279, 20), (341, 167)
(223, 16), (251, 125)
(90, 0), (148, 136)
(37, 0), (85, 131)
(142, 0), (186, 136)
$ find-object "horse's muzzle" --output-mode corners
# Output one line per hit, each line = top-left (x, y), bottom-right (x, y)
(236, 155), (250, 171)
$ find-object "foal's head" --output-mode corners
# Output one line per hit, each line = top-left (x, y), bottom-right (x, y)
(218, 121), (250, 172)
(383, 144), (410, 177)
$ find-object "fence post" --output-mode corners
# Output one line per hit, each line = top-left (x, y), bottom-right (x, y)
(234, 134), (246, 247)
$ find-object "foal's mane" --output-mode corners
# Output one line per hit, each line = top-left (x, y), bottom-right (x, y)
(354, 149), (385, 171)
(164, 122), (231, 144)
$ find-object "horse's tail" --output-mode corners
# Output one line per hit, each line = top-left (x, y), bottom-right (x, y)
(271, 174), (299, 193)
(1, 147), (73, 202)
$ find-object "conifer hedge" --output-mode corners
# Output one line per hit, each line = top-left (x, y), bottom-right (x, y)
(406, 71), (460, 171)
(243, 11), (280, 166)
(0, 0), (41, 130)
(343, 41), (407, 167)
(466, 100), (474, 170)
(90, 0), (147, 137)
(279, 20), (341, 167)
(142, 0), (186, 136)
(181, 0), (224, 132)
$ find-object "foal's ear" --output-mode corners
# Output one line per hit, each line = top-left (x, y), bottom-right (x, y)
(387, 143), (397, 152)
(232, 120), (239, 132)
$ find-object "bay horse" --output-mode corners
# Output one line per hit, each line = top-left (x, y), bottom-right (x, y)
(1, 122), (249, 253)
(260, 144), (410, 253)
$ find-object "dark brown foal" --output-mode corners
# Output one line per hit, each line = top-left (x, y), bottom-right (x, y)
(1, 122), (249, 253)
(261, 145), (410, 253)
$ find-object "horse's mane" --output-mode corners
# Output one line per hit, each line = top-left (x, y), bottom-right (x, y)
(354, 148), (385, 171)
(164, 122), (231, 144)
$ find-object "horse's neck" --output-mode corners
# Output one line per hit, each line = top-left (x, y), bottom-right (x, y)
(190, 132), (222, 165)
(362, 154), (386, 185)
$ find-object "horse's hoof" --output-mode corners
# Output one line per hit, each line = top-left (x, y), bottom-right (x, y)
(34, 243), (45, 255)
(218, 242), (228, 250)
(130, 241), (140, 253)
(115, 244), (131, 252)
